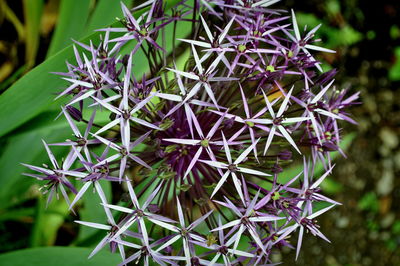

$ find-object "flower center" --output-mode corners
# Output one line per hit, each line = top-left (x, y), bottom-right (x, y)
(272, 191), (281, 201)
(200, 139), (209, 147)
(266, 65), (275, 73)
(136, 209), (144, 217)
(139, 27), (148, 36)
(191, 257), (201, 266)
(241, 216), (251, 225)
(237, 44), (247, 53)
(253, 30), (261, 37)
(206, 234), (217, 246)
(307, 103), (317, 111)
(273, 117), (283, 126)
(96, 164), (109, 175)
(120, 147), (128, 156)
(199, 74), (209, 83)
(228, 163), (238, 172)
(246, 121), (255, 127)
(181, 228), (188, 237)
(122, 110), (131, 120)
(76, 137), (87, 146)
(218, 246), (229, 255)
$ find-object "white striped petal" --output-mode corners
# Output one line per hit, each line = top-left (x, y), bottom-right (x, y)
(304, 44), (336, 53)
(101, 203), (133, 214)
(75, 220), (111, 231)
(210, 171), (230, 199)
(162, 138), (200, 145)
(211, 219), (240, 231)
(237, 167), (271, 176)
(277, 125), (301, 154)
(69, 182), (91, 210)
(249, 215), (284, 222)
(166, 68), (199, 81)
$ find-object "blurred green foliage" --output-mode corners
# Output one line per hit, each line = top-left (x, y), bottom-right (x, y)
(389, 47), (400, 81)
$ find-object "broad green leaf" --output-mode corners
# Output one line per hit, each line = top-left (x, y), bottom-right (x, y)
(11, 108), (110, 137)
(0, 247), (121, 266)
(0, 45), (79, 138)
(23, 0), (44, 69)
(46, 0), (91, 58)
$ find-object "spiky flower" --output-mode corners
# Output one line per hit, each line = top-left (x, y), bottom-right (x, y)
(23, 0), (359, 265)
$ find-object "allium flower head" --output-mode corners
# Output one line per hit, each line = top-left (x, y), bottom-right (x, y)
(23, 0), (359, 264)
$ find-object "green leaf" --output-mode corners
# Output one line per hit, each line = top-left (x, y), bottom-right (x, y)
(0, 46), (76, 138)
(0, 207), (34, 222)
(84, 0), (131, 35)
(31, 194), (71, 247)
(46, 0), (91, 58)
(23, 0), (44, 68)
(0, 247), (121, 266)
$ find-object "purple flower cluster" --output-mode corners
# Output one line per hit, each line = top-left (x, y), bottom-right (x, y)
(23, 0), (359, 265)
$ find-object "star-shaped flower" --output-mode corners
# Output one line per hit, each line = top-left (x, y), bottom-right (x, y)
(167, 45), (237, 109)
(200, 133), (270, 204)
(153, 72), (224, 137)
(154, 197), (213, 265)
(50, 107), (99, 166)
(61, 48), (118, 105)
(284, 9), (336, 72)
(103, 2), (172, 54)
(205, 31), (280, 72)
(193, 216), (255, 265)
(285, 158), (340, 214)
(212, 192), (284, 255)
(115, 237), (183, 266)
(179, 15), (235, 72)
(274, 204), (337, 260)
(163, 109), (227, 179)
(290, 79), (342, 144)
(73, 185), (138, 261)
(22, 140), (77, 209)
(210, 83), (271, 161)
(55, 145), (120, 211)
(92, 52), (161, 143)
(249, 86), (310, 154)
(103, 181), (176, 245)
(91, 131), (152, 181)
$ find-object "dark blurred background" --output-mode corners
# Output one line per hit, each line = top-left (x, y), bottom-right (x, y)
(279, 0), (400, 265)
(0, 0), (399, 265)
